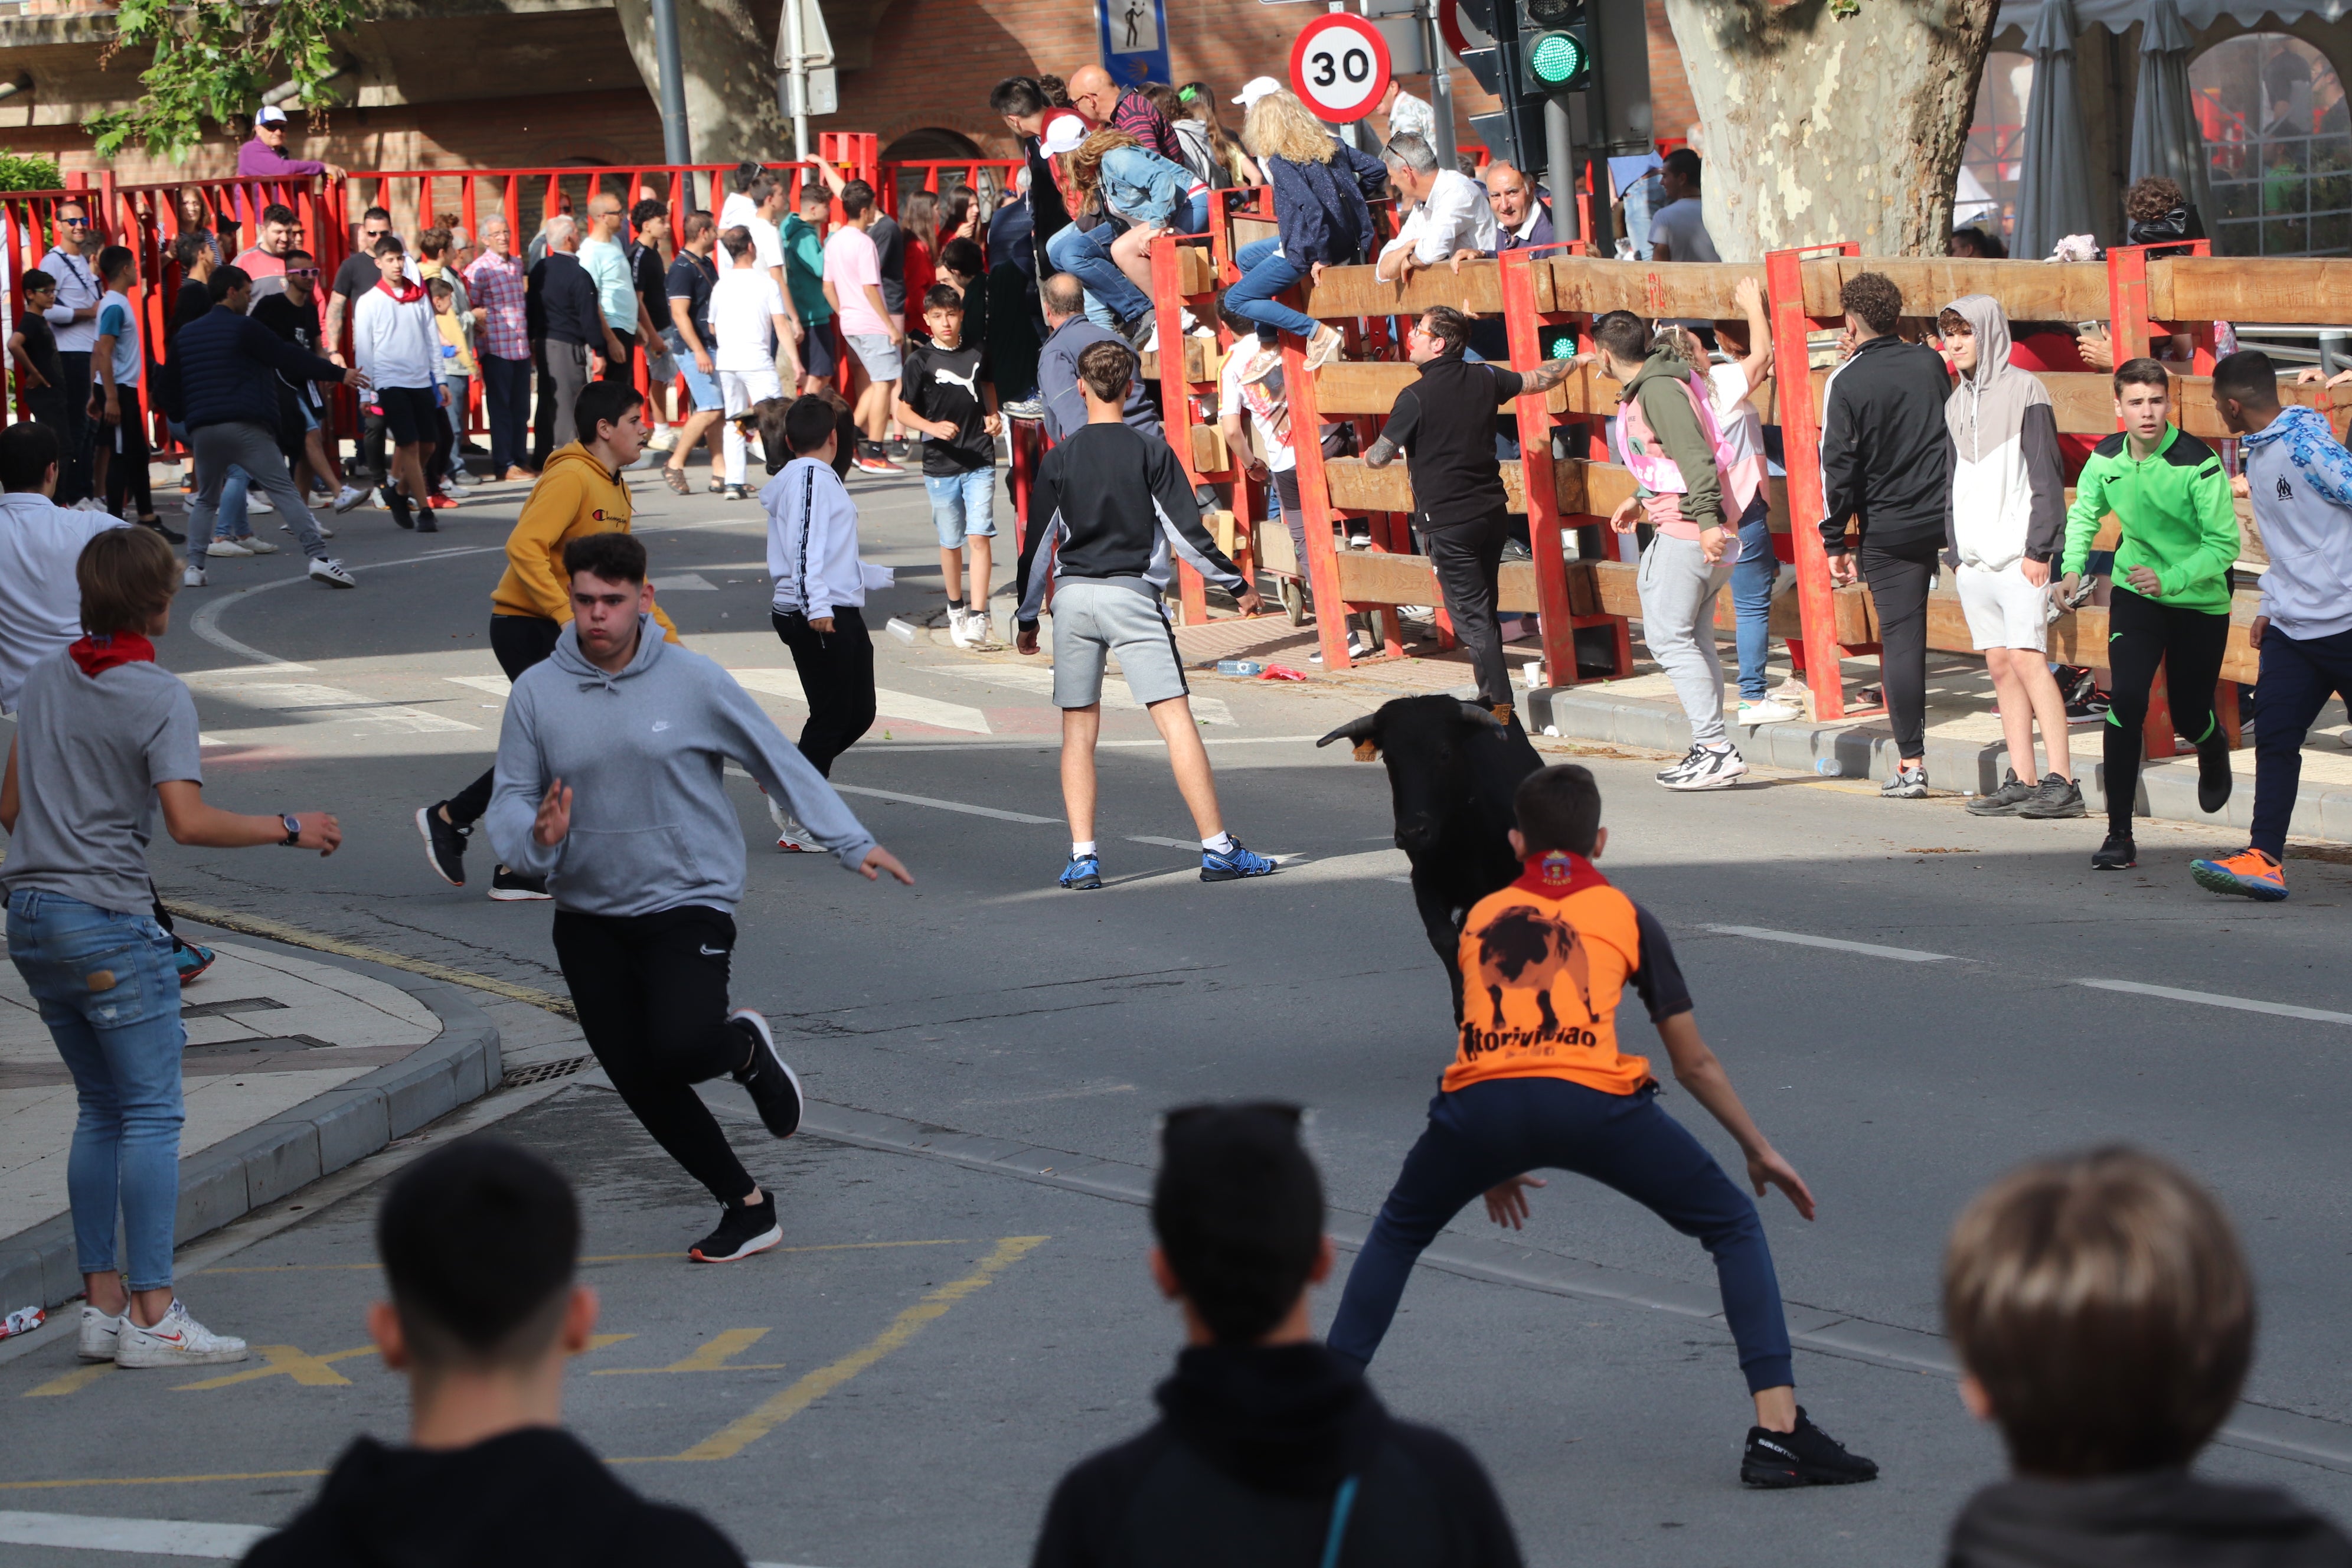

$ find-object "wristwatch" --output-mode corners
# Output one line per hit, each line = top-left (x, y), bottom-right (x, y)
(278, 814), (302, 847)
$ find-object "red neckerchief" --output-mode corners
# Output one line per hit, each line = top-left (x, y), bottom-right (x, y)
(375, 276), (424, 305)
(68, 632), (155, 677)
(1509, 850), (1609, 898)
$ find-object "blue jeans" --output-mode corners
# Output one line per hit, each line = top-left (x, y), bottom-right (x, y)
(925, 466), (998, 548)
(1730, 494), (1779, 700)
(6, 889), (185, 1291)
(1046, 220), (1152, 325)
(2251, 624), (2352, 860)
(1226, 237), (1316, 340)
(1328, 1075), (1794, 1394)
(215, 465), (256, 541)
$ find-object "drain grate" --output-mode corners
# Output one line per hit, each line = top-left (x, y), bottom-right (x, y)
(502, 1056), (594, 1088)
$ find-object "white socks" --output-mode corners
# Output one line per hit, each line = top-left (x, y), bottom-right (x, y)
(1203, 832), (1235, 854)
(1072, 840), (1097, 858)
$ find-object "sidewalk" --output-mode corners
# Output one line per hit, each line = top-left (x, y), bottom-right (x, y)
(0, 921), (502, 1314)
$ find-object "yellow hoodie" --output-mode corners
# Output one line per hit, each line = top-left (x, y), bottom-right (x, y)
(491, 442), (680, 641)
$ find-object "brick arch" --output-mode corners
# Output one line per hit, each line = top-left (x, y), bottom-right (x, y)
(873, 111), (1007, 156)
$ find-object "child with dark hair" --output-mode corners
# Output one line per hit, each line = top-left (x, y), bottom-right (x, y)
(92, 245), (165, 535)
(896, 280), (1001, 646)
(240, 1138), (750, 1566)
(1031, 1103), (1525, 1566)
(763, 393), (882, 808)
(1328, 763), (1880, 1487)
(1942, 1147), (2352, 1565)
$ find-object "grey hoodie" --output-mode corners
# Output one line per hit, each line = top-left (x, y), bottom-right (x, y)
(1943, 293), (2065, 572)
(485, 615), (877, 916)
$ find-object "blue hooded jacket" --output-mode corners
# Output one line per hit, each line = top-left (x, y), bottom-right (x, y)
(1265, 145), (1388, 267)
(175, 305), (343, 432)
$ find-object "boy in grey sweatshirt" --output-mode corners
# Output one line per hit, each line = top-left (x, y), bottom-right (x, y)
(486, 531), (912, 1263)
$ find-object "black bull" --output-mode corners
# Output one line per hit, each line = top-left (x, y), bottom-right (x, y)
(1317, 695), (1544, 1011)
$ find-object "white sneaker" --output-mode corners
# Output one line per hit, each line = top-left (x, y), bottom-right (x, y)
(288, 518), (334, 538)
(1739, 697), (1800, 726)
(207, 537), (253, 557)
(247, 492), (273, 514)
(331, 484), (367, 514)
(1657, 743), (1748, 790)
(962, 610), (995, 646)
(247, 537), (279, 554)
(113, 1299), (247, 1368)
(182, 566), (207, 587)
(78, 1305), (123, 1363)
(308, 557), (358, 589)
(949, 609), (985, 649)
(776, 816), (818, 852)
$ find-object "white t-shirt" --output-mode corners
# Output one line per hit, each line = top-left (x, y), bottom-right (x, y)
(744, 213), (785, 273)
(1220, 341), (1298, 473)
(0, 492), (128, 713)
(1706, 362), (1765, 468)
(719, 191), (759, 234)
(1649, 197), (1719, 263)
(709, 267), (788, 373)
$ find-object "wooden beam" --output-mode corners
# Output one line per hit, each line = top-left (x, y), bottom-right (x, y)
(1323, 456), (1641, 516)
(1176, 244), (1217, 298)
(1301, 259), (1508, 319)
(2145, 257), (2352, 324)
(1311, 361), (1567, 416)
(1190, 424), (1228, 473)
(1541, 259), (1758, 319)
(1795, 258), (2110, 321)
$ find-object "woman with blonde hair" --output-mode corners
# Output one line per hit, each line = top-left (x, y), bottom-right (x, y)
(1229, 87), (1386, 367)
(1066, 125), (1211, 304)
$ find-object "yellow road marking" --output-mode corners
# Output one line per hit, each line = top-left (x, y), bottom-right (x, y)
(25, 1363), (116, 1399)
(0, 1468), (331, 1492)
(594, 1327), (787, 1376)
(159, 900), (577, 1018)
(654, 1235), (1047, 1463)
(195, 1239), (972, 1276)
(174, 1344), (374, 1392)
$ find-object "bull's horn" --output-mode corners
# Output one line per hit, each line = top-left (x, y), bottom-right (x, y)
(1315, 713), (1380, 749)
(1458, 700), (1503, 726)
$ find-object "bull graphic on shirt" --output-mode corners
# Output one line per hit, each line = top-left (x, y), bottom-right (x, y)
(1474, 907), (1594, 1037)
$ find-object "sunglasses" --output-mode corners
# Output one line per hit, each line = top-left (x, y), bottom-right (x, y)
(286, 267), (320, 278)
(57, 215), (88, 227)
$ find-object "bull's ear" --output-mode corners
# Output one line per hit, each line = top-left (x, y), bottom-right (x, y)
(1352, 739), (1380, 762)
(1316, 713), (1380, 754)
(1458, 700), (1503, 728)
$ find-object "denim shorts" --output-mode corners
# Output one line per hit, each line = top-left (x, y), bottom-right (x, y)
(677, 354), (722, 413)
(848, 332), (902, 381)
(925, 466), (997, 548)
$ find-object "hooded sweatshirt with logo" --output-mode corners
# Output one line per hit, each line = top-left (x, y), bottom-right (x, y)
(1942, 294), (2065, 573)
(1609, 348), (1724, 538)
(485, 613), (876, 915)
(491, 442), (680, 640)
(2240, 403), (2352, 643)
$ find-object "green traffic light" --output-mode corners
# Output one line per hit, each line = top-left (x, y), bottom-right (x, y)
(1527, 28), (1585, 84)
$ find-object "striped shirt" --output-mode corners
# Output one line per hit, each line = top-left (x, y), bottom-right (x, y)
(463, 249), (528, 361)
(1111, 88), (1182, 164)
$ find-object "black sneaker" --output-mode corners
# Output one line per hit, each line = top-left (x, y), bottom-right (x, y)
(1966, 769), (2036, 816)
(2198, 741), (2234, 814)
(143, 517), (186, 544)
(729, 1008), (803, 1138)
(384, 486), (414, 530)
(2015, 773), (2086, 819)
(2066, 687), (2111, 725)
(488, 865), (552, 901)
(1741, 1408), (1880, 1488)
(414, 803), (468, 887)
(690, 1194), (782, 1263)
(2092, 831), (2138, 870)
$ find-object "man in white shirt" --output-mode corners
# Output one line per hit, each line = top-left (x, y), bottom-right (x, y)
(351, 235), (449, 531)
(1648, 149), (1721, 263)
(37, 199), (103, 505)
(710, 226), (795, 498)
(1375, 135), (1497, 284)
(1379, 80), (1435, 147)
(741, 173), (803, 376)
(0, 422), (127, 714)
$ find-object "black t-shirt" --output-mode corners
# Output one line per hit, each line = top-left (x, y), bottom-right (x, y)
(331, 252), (378, 309)
(16, 311), (60, 388)
(1383, 354), (1524, 527)
(900, 339), (992, 475)
(664, 249), (716, 348)
(628, 241), (667, 335)
(868, 213), (906, 315)
(251, 292), (326, 413)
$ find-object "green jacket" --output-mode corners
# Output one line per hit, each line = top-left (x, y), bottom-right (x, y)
(780, 214), (831, 328)
(2062, 424), (2240, 614)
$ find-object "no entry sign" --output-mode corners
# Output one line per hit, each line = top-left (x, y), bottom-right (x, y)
(1289, 12), (1392, 122)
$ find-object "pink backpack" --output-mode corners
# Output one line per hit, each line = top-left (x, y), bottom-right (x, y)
(1609, 370), (1761, 518)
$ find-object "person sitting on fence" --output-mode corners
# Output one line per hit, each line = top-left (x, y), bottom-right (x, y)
(1229, 84), (1377, 371)
(1058, 126), (1211, 347)
(1376, 134), (1497, 285)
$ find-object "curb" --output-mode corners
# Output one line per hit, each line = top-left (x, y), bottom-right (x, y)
(0, 925), (501, 1315)
(1527, 684), (2352, 842)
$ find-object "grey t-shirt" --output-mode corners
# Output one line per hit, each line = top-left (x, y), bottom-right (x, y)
(2, 652), (202, 916)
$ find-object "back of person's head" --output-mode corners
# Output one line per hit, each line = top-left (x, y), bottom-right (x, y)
(1383, 134), (1439, 177)
(207, 263), (250, 301)
(1213, 288), (1254, 338)
(21, 265), (54, 295)
(939, 236), (984, 280)
(1592, 309), (1651, 365)
(922, 282), (962, 315)
(96, 244), (135, 283)
(2211, 349), (2279, 411)
(746, 172), (779, 208)
(2125, 176), (2187, 227)
(77, 524), (178, 636)
(1662, 147), (1702, 188)
(1513, 763), (1602, 855)
(378, 1138), (580, 1373)
(1041, 272), (1085, 318)
(572, 378), (645, 445)
(428, 277), (454, 302)
(1152, 1103), (1322, 1343)
(1076, 339), (1135, 404)
(783, 393), (837, 456)
(733, 158), (762, 193)
(796, 180), (829, 214)
(417, 226), (450, 259)
(1841, 272), (1903, 337)
(989, 76), (1050, 119)
(284, 247), (313, 269)
(0, 420), (61, 493)
(719, 224), (756, 262)
(1945, 1146), (2251, 1478)
(563, 528), (648, 586)
(839, 180), (876, 220)
(630, 197), (667, 229)
(2113, 356), (2170, 396)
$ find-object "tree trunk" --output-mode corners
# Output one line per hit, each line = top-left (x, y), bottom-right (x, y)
(613, 0), (792, 164)
(1659, 0), (1997, 260)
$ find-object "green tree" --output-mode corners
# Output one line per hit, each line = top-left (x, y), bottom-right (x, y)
(88, 0), (354, 161)
(0, 151), (61, 191)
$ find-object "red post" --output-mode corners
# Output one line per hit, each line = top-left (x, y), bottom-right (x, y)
(1149, 232), (1212, 625)
(1285, 328), (1353, 671)
(1765, 242), (1858, 721)
(1500, 249), (1576, 689)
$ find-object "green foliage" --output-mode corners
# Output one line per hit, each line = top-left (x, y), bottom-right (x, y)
(87, 0), (355, 162)
(0, 151), (61, 191)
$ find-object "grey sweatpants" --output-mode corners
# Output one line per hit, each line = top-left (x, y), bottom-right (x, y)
(1638, 530), (1734, 749)
(187, 422), (328, 570)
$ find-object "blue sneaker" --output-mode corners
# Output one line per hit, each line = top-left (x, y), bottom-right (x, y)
(1200, 836), (1276, 883)
(174, 941), (216, 984)
(1059, 853), (1102, 891)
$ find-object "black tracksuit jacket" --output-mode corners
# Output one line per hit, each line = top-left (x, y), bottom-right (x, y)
(1817, 331), (1956, 555)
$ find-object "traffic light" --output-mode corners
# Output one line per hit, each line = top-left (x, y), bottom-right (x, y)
(1520, 0), (1589, 94)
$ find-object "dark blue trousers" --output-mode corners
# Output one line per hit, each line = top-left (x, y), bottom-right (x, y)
(2253, 625), (2352, 860)
(1328, 1076), (1794, 1393)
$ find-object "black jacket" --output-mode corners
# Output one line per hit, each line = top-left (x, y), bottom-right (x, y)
(527, 252), (603, 348)
(1031, 1343), (1522, 1568)
(1818, 331), (1955, 554)
(1946, 1471), (2352, 1568)
(1015, 422), (1243, 627)
(1380, 354), (1525, 530)
(176, 306), (342, 433)
(239, 1427), (746, 1568)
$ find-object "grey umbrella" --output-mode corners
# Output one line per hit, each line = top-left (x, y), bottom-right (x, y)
(2126, 0), (2216, 226)
(2013, 0), (2099, 259)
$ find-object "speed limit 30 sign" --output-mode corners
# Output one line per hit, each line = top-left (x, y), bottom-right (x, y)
(1288, 12), (1393, 122)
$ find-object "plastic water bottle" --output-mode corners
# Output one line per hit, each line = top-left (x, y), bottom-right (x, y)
(1815, 759), (1842, 777)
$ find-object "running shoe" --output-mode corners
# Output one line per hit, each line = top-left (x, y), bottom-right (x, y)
(690, 1196), (783, 1263)
(1966, 769), (2036, 817)
(1654, 745), (1711, 786)
(179, 472), (195, 493)
(2092, 831), (2138, 870)
(1740, 1409), (1879, 1488)
(207, 537), (254, 557)
(174, 941), (215, 984)
(113, 1299), (247, 1368)
(78, 1305), (122, 1363)
(1000, 397), (1044, 420)
(949, 608), (986, 650)
(246, 492), (273, 514)
(1738, 697), (1801, 726)
(307, 557), (357, 589)
(1059, 852), (1102, 891)
(2198, 741), (2235, 815)
(416, 512), (439, 534)
(331, 484), (368, 513)
(416, 803), (469, 887)
(424, 493), (458, 509)
(2066, 687), (2111, 724)
(2015, 773), (2086, 819)
(1880, 765), (1929, 799)
(1201, 837), (1277, 882)
(853, 453), (899, 476)
(243, 537), (279, 554)
(729, 1008), (804, 1138)
(775, 818), (819, 852)
(1661, 744), (1747, 792)
(488, 866), (552, 901)
(2191, 846), (2288, 901)
(182, 566), (206, 587)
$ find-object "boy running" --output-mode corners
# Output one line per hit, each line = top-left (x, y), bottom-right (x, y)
(710, 226), (793, 501)
(1328, 763), (1880, 1488)
(2060, 359), (2241, 870)
(2194, 349), (2352, 900)
(1015, 340), (1275, 891)
(486, 531), (912, 1263)
(895, 282), (1001, 648)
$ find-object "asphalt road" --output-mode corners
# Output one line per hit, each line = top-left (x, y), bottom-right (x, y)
(9, 465), (2352, 1567)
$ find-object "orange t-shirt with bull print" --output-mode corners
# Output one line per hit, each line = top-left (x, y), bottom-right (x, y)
(1445, 850), (1694, 1096)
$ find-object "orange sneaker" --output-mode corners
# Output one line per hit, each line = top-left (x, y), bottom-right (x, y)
(2190, 847), (2288, 901)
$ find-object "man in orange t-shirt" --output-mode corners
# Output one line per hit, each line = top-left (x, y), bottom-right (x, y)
(1327, 764), (1882, 1488)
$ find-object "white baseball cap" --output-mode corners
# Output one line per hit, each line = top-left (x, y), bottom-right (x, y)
(1232, 76), (1283, 110)
(254, 104), (288, 126)
(1040, 115), (1089, 156)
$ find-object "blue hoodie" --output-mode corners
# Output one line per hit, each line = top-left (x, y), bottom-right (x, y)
(486, 615), (876, 916)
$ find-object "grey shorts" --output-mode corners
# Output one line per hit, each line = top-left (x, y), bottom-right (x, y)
(847, 332), (901, 381)
(1050, 580), (1189, 710)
